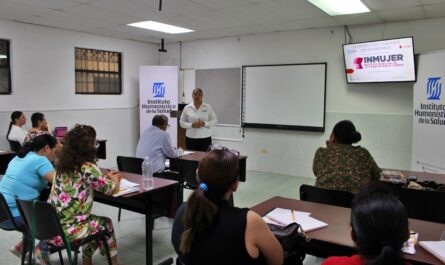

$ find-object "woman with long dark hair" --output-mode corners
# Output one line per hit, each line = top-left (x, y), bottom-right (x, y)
(0, 134), (57, 262)
(323, 184), (409, 265)
(6, 111), (28, 145)
(313, 120), (381, 193)
(172, 149), (283, 265)
(47, 124), (123, 265)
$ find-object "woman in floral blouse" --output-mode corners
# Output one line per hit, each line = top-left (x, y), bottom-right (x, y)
(47, 125), (123, 265)
(313, 120), (381, 194)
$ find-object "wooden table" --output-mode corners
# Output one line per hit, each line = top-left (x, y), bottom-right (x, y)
(251, 196), (445, 265)
(381, 169), (445, 185)
(94, 171), (178, 265)
(177, 151), (247, 182)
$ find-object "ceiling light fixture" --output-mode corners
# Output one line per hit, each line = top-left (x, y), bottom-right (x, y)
(307, 0), (370, 16)
(0, 55), (7, 59)
(128, 21), (194, 34)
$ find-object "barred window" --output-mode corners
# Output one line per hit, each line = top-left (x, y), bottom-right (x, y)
(0, 39), (11, 94)
(75, 47), (122, 94)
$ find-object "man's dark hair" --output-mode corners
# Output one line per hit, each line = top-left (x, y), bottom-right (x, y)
(152, 115), (168, 127)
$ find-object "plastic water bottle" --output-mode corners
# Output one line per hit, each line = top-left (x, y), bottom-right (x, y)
(142, 156), (154, 190)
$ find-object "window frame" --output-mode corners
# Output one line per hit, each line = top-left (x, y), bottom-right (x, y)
(0, 39), (12, 95)
(74, 47), (122, 95)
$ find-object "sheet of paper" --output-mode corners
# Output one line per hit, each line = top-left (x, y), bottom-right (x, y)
(264, 207), (328, 232)
(183, 151), (195, 155)
(120, 179), (139, 188)
(419, 241), (445, 263)
(112, 179), (140, 197)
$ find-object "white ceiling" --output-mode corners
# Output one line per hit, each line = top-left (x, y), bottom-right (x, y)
(1, 0), (445, 44)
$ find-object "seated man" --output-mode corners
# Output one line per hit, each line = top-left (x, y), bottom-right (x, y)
(23, 112), (51, 144)
(136, 115), (181, 180)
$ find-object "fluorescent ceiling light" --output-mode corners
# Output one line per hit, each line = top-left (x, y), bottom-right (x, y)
(0, 55), (7, 59)
(127, 21), (194, 34)
(307, 0), (370, 16)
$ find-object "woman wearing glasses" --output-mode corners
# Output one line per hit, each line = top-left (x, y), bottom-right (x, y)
(47, 125), (123, 265)
(172, 148), (283, 265)
(180, 88), (218, 151)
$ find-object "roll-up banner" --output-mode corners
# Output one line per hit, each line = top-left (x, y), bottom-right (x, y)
(139, 66), (178, 145)
(412, 51), (445, 173)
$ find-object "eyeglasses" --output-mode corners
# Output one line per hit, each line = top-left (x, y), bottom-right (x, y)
(208, 144), (240, 156)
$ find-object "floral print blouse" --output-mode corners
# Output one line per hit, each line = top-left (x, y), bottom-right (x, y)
(48, 162), (116, 225)
(313, 144), (381, 194)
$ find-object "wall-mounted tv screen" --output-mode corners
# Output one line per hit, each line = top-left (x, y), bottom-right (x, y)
(343, 37), (416, 83)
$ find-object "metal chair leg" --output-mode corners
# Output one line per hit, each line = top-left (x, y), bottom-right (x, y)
(73, 247), (79, 265)
(118, 208), (122, 222)
(58, 250), (65, 265)
(20, 234), (27, 265)
(102, 236), (113, 265)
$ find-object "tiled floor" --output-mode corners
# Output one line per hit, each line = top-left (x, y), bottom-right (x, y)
(0, 171), (325, 265)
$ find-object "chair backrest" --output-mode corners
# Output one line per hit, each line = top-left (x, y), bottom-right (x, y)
(0, 193), (18, 226)
(299, 184), (355, 208)
(116, 156), (143, 175)
(8, 140), (21, 153)
(15, 199), (65, 240)
(399, 188), (445, 223)
(178, 159), (199, 189)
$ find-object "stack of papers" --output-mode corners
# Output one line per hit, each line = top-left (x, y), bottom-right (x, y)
(263, 207), (328, 232)
(419, 241), (445, 263)
(113, 179), (140, 197)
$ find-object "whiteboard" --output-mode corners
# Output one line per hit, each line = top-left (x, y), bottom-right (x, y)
(242, 63), (326, 132)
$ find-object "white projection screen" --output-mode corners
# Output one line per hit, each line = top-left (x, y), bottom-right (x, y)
(242, 63), (326, 132)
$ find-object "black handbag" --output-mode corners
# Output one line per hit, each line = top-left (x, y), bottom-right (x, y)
(268, 222), (310, 265)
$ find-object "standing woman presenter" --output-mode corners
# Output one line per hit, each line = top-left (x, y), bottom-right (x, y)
(180, 88), (217, 151)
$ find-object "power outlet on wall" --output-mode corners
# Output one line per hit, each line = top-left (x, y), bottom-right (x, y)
(260, 149), (268, 155)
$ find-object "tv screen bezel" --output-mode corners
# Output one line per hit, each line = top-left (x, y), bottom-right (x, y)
(342, 36), (416, 84)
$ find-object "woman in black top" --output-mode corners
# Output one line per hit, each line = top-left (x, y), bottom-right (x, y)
(172, 149), (283, 265)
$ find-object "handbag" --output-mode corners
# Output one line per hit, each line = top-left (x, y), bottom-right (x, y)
(268, 222), (310, 265)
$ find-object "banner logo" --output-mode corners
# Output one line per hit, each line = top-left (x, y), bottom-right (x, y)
(426, 77), (442, 100)
(353, 57), (363, 69)
(152, 82), (165, 98)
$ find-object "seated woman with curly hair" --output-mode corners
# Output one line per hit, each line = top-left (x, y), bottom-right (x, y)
(47, 125), (123, 265)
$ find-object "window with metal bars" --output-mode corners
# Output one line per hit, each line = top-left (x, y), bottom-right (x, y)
(75, 47), (122, 94)
(0, 39), (11, 94)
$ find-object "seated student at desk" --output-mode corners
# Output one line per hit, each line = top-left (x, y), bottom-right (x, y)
(23, 112), (51, 144)
(47, 125), (123, 265)
(136, 115), (181, 179)
(0, 134), (57, 263)
(323, 184), (409, 265)
(171, 149), (283, 265)
(313, 120), (381, 193)
(6, 111), (28, 146)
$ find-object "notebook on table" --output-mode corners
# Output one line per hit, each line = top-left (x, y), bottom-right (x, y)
(419, 241), (445, 263)
(263, 207), (328, 232)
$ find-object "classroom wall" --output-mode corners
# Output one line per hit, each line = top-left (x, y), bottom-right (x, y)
(0, 19), (159, 168)
(160, 17), (445, 178)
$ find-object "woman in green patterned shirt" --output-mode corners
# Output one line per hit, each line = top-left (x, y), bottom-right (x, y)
(313, 120), (381, 194)
(47, 125), (123, 265)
